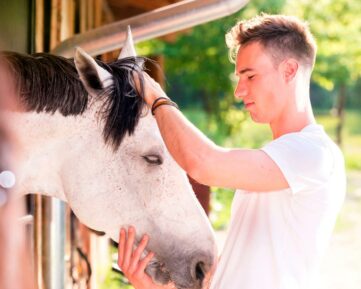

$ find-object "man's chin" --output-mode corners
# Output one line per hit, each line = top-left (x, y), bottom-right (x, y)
(249, 114), (261, 123)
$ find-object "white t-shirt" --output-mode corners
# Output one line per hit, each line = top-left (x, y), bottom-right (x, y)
(209, 124), (346, 289)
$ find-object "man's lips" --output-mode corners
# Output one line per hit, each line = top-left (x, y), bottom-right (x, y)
(245, 102), (255, 109)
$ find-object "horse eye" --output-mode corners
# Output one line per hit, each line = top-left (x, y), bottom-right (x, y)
(142, 155), (163, 165)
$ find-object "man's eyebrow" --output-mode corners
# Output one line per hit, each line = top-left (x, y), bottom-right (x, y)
(235, 68), (255, 75)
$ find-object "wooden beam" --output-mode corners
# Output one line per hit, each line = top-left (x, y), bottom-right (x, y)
(108, 0), (173, 11)
(94, 0), (103, 27)
(108, 6), (143, 19)
(60, 0), (75, 41)
(102, 0), (115, 24)
(80, 0), (87, 33)
(35, 0), (44, 52)
(50, 0), (61, 50)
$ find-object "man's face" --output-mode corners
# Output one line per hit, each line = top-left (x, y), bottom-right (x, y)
(234, 42), (286, 124)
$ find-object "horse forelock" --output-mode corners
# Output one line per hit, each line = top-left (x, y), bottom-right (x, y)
(0, 51), (147, 150)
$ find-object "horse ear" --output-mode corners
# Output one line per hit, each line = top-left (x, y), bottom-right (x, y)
(74, 47), (113, 95)
(118, 26), (137, 59)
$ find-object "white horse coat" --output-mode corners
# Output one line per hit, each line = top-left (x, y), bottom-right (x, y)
(1, 29), (217, 289)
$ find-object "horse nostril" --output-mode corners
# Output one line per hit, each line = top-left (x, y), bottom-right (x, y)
(195, 262), (205, 282)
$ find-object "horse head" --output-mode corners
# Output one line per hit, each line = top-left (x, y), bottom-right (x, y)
(3, 28), (217, 289)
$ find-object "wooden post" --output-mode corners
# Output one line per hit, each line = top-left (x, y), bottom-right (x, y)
(33, 1), (75, 289)
(35, 0), (44, 52)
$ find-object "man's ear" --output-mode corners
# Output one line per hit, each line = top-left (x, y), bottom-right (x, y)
(74, 47), (113, 96)
(281, 59), (299, 83)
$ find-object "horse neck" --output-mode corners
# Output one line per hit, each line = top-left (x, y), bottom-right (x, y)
(7, 110), (93, 200)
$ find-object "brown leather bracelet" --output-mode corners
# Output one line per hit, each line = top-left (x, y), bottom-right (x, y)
(151, 98), (179, 115)
(152, 96), (170, 109)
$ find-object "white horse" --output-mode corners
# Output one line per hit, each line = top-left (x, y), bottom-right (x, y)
(0, 30), (216, 289)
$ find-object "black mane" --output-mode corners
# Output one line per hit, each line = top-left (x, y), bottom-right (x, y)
(0, 51), (146, 150)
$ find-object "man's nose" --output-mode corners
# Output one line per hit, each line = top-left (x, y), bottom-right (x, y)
(234, 81), (247, 101)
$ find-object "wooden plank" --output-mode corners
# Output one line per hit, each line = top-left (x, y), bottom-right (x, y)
(102, 0), (115, 24)
(67, 0), (75, 38)
(35, 0), (44, 52)
(60, 0), (76, 41)
(80, 0), (87, 33)
(108, 0), (172, 11)
(50, 0), (61, 50)
(94, 0), (103, 27)
(87, 0), (94, 30)
(110, 6), (143, 19)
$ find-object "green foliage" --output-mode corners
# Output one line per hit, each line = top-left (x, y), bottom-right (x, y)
(310, 82), (335, 109)
(285, 0), (361, 89)
(100, 270), (132, 289)
(348, 78), (361, 108)
(100, 245), (134, 289)
(210, 187), (235, 230)
(241, 0), (287, 16)
(161, 17), (237, 117)
(137, 0), (288, 131)
(137, 0), (361, 116)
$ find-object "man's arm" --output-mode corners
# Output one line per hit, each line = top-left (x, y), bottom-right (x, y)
(140, 73), (289, 192)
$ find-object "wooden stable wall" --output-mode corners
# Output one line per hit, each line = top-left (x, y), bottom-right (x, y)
(33, 1), (110, 289)
(0, 0), (32, 52)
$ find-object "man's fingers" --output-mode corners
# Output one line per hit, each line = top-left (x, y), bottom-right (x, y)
(128, 234), (150, 273)
(123, 226), (136, 269)
(136, 251), (155, 274)
(117, 228), (125, 267)
(132, 71), (142, 95)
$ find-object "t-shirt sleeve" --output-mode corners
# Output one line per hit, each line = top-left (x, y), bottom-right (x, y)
(261, 133), (334, 194)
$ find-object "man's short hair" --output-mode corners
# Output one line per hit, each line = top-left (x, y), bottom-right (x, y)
(226, 14), (317, 69)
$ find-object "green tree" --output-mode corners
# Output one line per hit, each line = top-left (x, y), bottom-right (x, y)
(285, 0), (361, 145)
(137, 0), (286, 137)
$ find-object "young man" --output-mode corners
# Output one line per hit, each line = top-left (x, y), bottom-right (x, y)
(117, 14), (346, 289)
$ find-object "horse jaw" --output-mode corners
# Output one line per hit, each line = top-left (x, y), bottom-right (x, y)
(118, 26), (137, 59)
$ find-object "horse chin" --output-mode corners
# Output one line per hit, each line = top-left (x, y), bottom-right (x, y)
(146, 258), (206, 289)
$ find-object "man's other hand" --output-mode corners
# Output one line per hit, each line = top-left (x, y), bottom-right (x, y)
(117, 226), (175, 289)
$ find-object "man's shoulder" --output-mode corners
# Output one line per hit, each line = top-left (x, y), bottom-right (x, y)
(261, 124), (345, 193)
(265, 124), (337, 155)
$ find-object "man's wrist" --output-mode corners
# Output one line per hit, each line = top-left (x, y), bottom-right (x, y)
(147, 93), (169, 107)
(151, 97), (178, 115)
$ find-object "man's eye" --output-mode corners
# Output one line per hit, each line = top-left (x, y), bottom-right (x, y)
(142, 155), (163, 165)
(248, 75), (255, 80)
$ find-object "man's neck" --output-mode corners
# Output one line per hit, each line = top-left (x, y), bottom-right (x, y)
(270, 75), (316, 139)
(270, 102), (316, 139)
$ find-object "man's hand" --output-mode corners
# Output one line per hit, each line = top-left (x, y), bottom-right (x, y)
(117, 227), (175, 289)
(134, 72), (169, 106)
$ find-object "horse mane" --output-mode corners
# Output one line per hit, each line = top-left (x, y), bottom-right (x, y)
(0, 51), (146, 150)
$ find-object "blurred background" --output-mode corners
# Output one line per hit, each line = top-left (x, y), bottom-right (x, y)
(0, 0), (360, 289)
